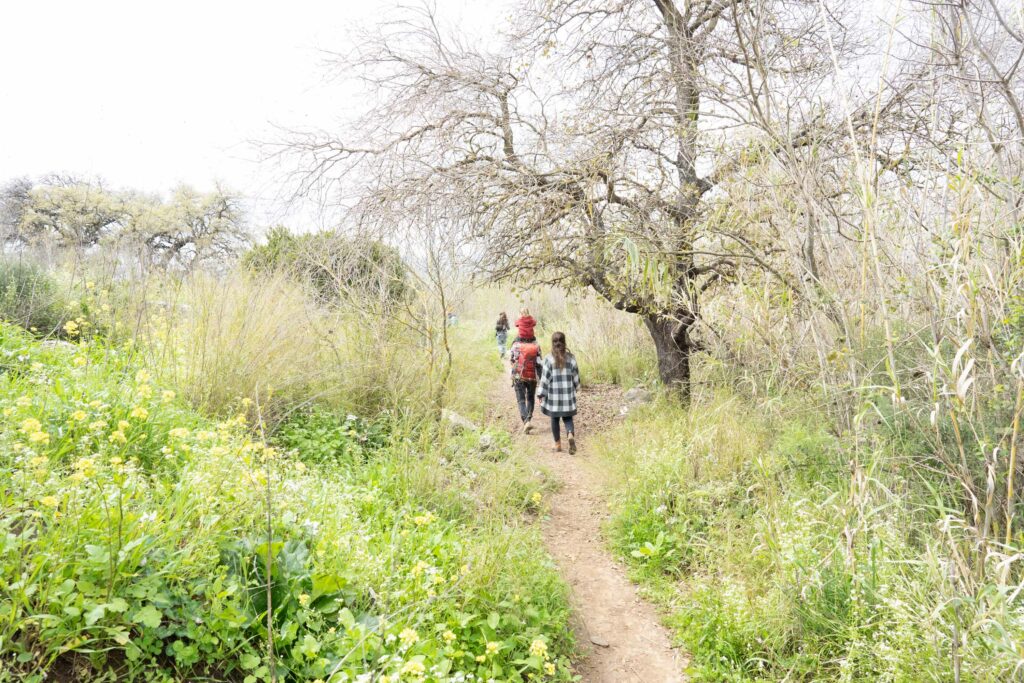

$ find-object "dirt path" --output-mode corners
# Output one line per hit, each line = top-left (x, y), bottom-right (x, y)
(487, 380), (686, 682)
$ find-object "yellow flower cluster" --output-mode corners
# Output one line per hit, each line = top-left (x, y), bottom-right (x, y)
(529, 638), (548, 660)
(70, 457), (97, 482)
(400, 660), (425, 676)
(413, 511), (435, 526)
(399, 628), (419, 647)
(20, 418), (50, 445)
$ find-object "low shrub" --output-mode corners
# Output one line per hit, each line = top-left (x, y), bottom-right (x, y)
(273, 409), (389, 465)
(0, 257), (66, 335)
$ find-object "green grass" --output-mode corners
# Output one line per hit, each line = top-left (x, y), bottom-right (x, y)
(594, 390), (1024, 682)
(0, 323), (574, 682)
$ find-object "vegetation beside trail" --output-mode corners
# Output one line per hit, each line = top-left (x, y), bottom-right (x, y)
(0, 266), (575, 682)
(597, 381), (1024, 681)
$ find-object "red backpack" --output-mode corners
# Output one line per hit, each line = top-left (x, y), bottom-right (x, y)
(514, 342), (541, 381)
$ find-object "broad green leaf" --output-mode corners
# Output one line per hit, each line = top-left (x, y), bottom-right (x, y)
(133, 604), (162, 629)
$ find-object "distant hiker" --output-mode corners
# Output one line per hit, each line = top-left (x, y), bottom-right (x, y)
(446, 310), (458, 326)
(495, 312), (510, 359)
(537, 331), (580, 454)
(514, 307), (536, 341)
(509, 333), (542, 433)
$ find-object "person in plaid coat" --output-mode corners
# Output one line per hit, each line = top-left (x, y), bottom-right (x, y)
(537, 331), (581, 454)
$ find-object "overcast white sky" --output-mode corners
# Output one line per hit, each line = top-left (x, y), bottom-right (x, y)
(0, 0), (510, 231)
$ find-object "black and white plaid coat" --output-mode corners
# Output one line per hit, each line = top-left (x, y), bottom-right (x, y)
(538, 354), (581, 417)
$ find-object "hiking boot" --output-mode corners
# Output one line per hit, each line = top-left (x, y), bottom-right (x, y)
(552, 441), (562, 453)
(523, 420), (533, 434)
(568, 434), (576, 454)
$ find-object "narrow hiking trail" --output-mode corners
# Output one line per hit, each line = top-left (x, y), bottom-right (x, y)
(486, 379), (686, 683)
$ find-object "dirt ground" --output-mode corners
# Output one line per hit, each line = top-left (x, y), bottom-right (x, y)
(487, 379), (687, 682)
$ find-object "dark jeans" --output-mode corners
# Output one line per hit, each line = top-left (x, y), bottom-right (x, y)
(550, 415), (575, 442)
(514, 380), (536, 423)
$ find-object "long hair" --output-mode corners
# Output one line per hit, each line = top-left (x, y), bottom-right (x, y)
(551, 331), (570, 369)
(497, 312), (508, 327)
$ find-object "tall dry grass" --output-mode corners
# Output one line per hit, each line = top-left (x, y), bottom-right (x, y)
(464, 284), (656, 387)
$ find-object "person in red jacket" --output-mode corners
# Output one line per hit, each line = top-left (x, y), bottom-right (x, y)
(515, 307), (536, 341)
(509, 334), (542, 433)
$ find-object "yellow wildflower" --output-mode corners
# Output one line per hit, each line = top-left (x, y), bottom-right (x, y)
(89, 420), (108, 432)
(130, 406), (148, 420)
(532, 491), (542, 505)
(475, 654), (486, 662)
(30, 455), (48, 467)
(2, 407), (12, 416)
(72, 356), (87, 367)
(413, 511), (435, 526)
(545, 662), (556, 675)
(28, 430), (50, 444)
(63, 320), (79, 336)
(411, 560), (429, 577)
(15, 395), (31, 408)
(529, 638), (548, 659)
(136, 384), (153, 399)
(442, 630), (456, 643)
(168, 427), (190, 439)
(118, 420), (131, 431)
(298, 593), (311, 607)
(109, 456), (123, 466)
(71, 410), (88, 422)
(73, 457), (97, 477)
(399, 628), (419, 646)
(88, 400), (103, 408)
(109, 430), (127, 444)
(40, 495), (59, 508)
(135, 370), (151, 384)
(460, 564), (470, 575)
(486, 641), (500, 655)
(161, 390), (175, 402)
(85, 280), (95, 290)
(20, 418), (42, 434)
(400, 660), (425, 676)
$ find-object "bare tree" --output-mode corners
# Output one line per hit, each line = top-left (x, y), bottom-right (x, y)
(285, 0), (861, 395)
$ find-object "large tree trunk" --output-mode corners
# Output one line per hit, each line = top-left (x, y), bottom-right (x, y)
(643, 313), (693, 398)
